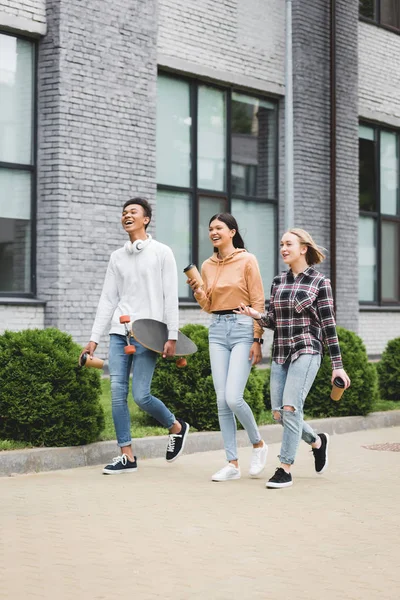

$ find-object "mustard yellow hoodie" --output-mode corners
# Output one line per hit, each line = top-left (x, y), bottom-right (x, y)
(195, 249), (265, 338)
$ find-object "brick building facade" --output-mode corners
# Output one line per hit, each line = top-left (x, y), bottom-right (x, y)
(1, 0), (399, 358)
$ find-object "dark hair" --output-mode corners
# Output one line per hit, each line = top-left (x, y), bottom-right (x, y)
(209, 213), (245, 251)
(122, 197), (152, 230)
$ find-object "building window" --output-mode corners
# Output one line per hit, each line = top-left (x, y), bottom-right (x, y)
(0, 33), (36, 295)
(156, 73), (278, 299)
(359, 124), (400, 305)
(360, 0), (400, 31)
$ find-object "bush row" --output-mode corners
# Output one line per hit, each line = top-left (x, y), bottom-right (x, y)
(0, 325), (399, 447)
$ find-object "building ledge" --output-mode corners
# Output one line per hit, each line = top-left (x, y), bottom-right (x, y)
(0, 12), (47, 37)
(0, 297), (46, 306)
(359, 305), (400, 313)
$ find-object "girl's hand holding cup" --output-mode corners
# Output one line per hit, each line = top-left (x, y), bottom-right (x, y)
(234, 302), (262, 320)
(187, 277), (206, 301)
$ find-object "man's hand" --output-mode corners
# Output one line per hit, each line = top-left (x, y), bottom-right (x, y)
(80, 341), (97, 362)
(162, 340), (177, 359)
(249, 342), (262, 365)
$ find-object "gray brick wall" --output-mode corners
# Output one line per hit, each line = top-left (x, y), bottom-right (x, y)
(0, 0), (45, 24)
(359, 312), (400, 356)
(0, 304), (44, 333)
(158, 0), (285, 92)
(359, 22), (400, 128)
(36, 0), (158, 351)
(291, 0), (359, 332)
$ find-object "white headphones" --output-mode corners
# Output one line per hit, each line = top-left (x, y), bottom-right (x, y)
(124, 234), (152, 254)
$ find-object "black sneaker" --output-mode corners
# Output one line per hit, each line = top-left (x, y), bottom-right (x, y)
(166, 419), (190, 462)
(312, 432), (330, 474)
(102, 454), (138, 475)
(266, 467), (293, 488)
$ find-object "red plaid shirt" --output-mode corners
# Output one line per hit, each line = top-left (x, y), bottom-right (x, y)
(258, 266), (343, 370)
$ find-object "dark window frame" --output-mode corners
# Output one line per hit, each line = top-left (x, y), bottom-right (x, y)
(0, 31), (37, 298)
(360, 0), (400, 35)
(359, 120), (400, 307)
(157, 70), (279, 302)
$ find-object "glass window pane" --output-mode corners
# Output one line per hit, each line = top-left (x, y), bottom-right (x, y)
(0, 34), (34, 165)
(380, 131), (399, 216)
(232, 199), (275, 292)
(381, 0), (400, 29)
(198, 86), (226, 191)
(231, 93), (277, 199)
(199, 196), (228, 268)
(359, 135), (377, 212)
(156, 190), (191, 298)
(381, 220), (400, 302)
(358, 216), (377, 302)
(156, 76), (191, 187)
(359, 0), (376, 19)
(359, 125), (374, 141)
(0, 169), (32, 292)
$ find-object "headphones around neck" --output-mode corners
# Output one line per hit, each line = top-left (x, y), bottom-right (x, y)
(124, 235), (152, 254)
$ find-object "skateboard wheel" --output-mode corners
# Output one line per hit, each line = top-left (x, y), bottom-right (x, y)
(119, 315), (131, 324)
(124, 345), (136, 354)
(176, 357), (187, 368)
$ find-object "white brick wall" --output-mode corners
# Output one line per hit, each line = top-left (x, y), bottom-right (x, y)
(158, 0), (285, 91)
(359, 21), (400, 127)
(0, 304), (45, 334)
(359, 312), (400, 356)
(0, 0), (46, 25)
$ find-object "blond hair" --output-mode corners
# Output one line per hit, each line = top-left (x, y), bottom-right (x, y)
(286, 228), (326, 265)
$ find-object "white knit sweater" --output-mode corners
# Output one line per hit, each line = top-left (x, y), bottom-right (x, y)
(90, 236), (179, 344)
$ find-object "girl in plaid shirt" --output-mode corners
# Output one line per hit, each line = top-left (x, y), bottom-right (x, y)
(237, 229), (351, 489)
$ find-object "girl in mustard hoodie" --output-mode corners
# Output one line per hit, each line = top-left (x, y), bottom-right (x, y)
(188, 213), (268, 482)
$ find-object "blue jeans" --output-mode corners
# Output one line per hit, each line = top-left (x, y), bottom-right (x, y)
(108, 334), (175, 447)
(270, 353), (321, 465)
(208, 314), (262, 462)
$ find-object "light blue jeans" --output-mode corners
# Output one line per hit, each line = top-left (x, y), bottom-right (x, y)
(270, 353), (321, 464)
(208, 314), (262, 462)
(108, 334), (175, 447)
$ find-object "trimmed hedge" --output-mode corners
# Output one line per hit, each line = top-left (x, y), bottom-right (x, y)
(0, 328), (104, 447)
(150, 324), (265, 431)
(377, 337), (400, 401)
(264, 326), (378, 417)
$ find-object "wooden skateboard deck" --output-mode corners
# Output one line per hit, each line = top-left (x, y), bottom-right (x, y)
(130, 319), (197, 356)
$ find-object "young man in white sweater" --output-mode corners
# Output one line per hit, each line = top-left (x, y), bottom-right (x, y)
(81, 198), (189, 474)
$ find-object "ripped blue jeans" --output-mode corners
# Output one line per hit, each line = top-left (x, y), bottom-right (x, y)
(270, 353), (321, 465)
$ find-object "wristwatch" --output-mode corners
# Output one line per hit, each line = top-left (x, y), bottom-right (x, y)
(253, 338), (264, 344)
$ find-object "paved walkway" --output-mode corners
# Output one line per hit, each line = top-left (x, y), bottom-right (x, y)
(1, 427), (399, 600)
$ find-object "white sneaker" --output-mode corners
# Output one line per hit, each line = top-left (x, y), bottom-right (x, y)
(249, 441), (268, 477)
(211, 464), (241, 482)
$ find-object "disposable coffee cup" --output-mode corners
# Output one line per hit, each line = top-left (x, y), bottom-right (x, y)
(79, 353), (104, 370)
(183, 263), (204, 287)
(330, 376), (345, 401)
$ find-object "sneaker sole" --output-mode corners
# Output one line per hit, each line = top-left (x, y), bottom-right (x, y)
(266, 480), (293, 489)
(166, 423), (190, 462)
(212, 474), (241, 482)
(316, 433), (330, 475)
(102, 467), (138, 475)
(249, 445), (268, 478)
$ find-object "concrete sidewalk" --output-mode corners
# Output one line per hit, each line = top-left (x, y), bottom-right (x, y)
(1, 410), (400, 477)
(0, 427), (399, 600)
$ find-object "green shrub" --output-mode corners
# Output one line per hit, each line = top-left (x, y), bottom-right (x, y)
(264, 327), (378, 418)
(377, 337), (400, 401)
(0, 328), (104, 447)
(150, 324), (264, 431)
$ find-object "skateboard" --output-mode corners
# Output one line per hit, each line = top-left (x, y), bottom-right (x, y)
(119, 316), (197, 367)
